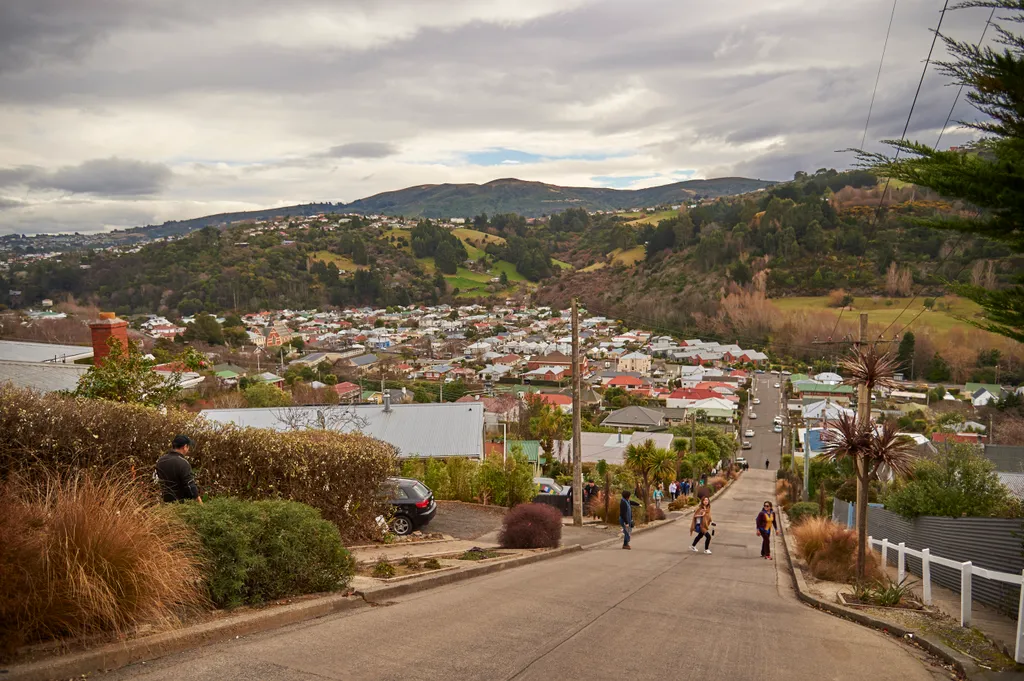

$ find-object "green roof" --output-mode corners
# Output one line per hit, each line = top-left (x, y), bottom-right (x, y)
(510, 440), (542, 462)
(964, 383), (1003, 396)
(215, 370), (240, 379)
(792, 381), (854, 395)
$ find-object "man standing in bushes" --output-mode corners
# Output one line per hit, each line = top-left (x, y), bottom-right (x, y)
(619, 490), (635, 550)
(155, 435), (203, 504)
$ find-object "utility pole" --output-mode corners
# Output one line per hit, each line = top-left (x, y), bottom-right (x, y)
(571, 299), (583, 527)
(854, 313), (870, 580)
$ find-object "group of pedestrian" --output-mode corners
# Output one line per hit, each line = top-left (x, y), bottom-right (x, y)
(668, 480), (692, 499)
(618, 486), (780, 562)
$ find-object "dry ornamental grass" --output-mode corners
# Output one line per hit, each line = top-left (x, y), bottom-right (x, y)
(0, 472), (204, 660)
(792, 517), (882, 583)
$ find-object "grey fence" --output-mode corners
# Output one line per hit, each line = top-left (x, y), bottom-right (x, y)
(833, 500), (1024, 613)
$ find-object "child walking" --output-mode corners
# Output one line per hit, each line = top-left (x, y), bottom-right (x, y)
(690, 496), (713, 554)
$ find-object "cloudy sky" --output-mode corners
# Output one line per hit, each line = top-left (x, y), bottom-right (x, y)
(0, 0), (996, 235)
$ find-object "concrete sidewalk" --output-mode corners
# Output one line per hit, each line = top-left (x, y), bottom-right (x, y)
(99, 469), (946, 681)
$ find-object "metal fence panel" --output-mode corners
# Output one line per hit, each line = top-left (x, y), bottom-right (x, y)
(865, 505), (1024, 614)
(833, 498), (851, 527)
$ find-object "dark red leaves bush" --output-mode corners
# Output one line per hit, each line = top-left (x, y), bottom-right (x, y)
(498, 503), (562, 549)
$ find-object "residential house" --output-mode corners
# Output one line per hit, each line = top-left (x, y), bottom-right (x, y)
(526, 351), (585, 376)
(535, 393), (573, 414)
(332, 381), (361, 403)
(616, 351), (652, 374)
(423, 364), (455, 381)
(263, 322), (293, 348)
(601, 405), (666, 430)
(552, 431), (675, 465)
(200, 402), (485, 459)
(523, 366), (569, 382)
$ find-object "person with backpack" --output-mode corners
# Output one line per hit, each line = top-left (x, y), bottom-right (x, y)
(756, 500), (777, 560)
(690, 496), (713, 554)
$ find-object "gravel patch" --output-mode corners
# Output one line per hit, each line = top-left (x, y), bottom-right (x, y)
(428, 501), (506, 539)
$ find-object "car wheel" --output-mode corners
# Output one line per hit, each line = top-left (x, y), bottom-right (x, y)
(390, 515), (414, 536)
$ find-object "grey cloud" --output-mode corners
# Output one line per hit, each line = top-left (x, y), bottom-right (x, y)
(0, 158), (172, 196)
(322, 142), (399, 158)
(0, 197), (25, 210)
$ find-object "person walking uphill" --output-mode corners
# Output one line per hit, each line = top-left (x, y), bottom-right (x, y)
(756, 501), (777, 560)
(690, 496), (713, 554)
(620, 490), (635, 550)
(155, 435), (203, 504)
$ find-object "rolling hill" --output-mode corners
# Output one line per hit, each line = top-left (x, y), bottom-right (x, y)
(341, 177), (774, 218)
(108, 177), (773, 241)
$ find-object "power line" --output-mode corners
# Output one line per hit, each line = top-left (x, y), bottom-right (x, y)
(879, 4), (996, 340)
(873, 0), (951, 217)
(861, 0), (901, 150)
(935, 7), (996, 148)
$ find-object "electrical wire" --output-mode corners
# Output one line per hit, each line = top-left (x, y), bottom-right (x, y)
(935, 7), (996, 148)
(862, 0), (901, 150)
(872, 0), (951, 221)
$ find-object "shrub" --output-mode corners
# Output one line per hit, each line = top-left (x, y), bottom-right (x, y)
(647, 504), (667, 521)
(792, 517), (881, 583)
(885, 443), (1015, 518)
(498, 503), (563, 549)
(787, 501), (820, 525)
(0, 386), (396, 541)
(422, 557), (442, 570)
(175, 497), (354, 608)
(0, 472), (204, 659)
(592, 492), (647, 525)
(371, 556), (395, 579)
(667, 496), (689, 511)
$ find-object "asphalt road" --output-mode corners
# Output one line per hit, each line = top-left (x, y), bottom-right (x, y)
(742, 372), (786, 472)
(102, 470), (949, 681)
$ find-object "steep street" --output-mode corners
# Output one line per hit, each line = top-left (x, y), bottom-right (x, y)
(104, 466), (948, 681)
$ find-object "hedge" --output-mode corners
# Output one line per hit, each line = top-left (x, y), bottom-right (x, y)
(786, 501), (821, 525)
(175, 497), (355, 607)
(0, 386), (396, 541)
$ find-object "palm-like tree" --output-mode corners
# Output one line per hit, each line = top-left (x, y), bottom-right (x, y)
(825, 347), (915, 580)
(624, 440), (676, 508)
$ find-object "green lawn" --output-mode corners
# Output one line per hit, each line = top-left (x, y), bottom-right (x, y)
(608, 246), (646, 266)
(580, 261), (607, 272)
(770, 295), (987, 334)
(552, 258), (574, 270)
(452, 228), (506, 246)
(627, 209), (680, 226)
(309, 250), (367, 271)
(491, 260), (527, 282)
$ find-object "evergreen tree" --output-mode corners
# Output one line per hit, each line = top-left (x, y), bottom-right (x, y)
(434, 241), (459, 274)
(858, 0), (1024, 342)
(897, 331), (915, 374)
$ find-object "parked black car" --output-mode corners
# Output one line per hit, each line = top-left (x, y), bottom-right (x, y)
(385, 477), (436, 536)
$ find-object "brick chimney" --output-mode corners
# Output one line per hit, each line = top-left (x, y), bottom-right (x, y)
(89, 312), (129, 366)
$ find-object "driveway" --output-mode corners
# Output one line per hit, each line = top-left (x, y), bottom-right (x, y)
(101, 470), (948, 681)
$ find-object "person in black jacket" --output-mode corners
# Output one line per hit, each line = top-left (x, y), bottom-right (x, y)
(619, 490), (635, 550)
(155, 435), (202, 504)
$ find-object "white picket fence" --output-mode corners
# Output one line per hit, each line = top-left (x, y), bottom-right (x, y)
(869, 536), (1024, 663)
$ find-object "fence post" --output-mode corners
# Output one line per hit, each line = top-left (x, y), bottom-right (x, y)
(921, 548), (932, 606)
(961, 562), (973, 627)
(881, 538), (889, 568)
(897, 542), (906, 583)
(1016, 570), (1024, 664)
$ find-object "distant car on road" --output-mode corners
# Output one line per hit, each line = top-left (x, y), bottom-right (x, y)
(752, 398), (760, 405)
(741, 441), (752, 450)
(774, 416), (783, 425)
(749, 412), (757, 419)
(774, 382), (781, 388)
(385, 477), (437, 536)
(773, 424), (783, 433)
(744, 428), (755, 437)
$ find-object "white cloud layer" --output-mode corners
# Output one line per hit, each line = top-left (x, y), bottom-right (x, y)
(0, 0), (996, 234)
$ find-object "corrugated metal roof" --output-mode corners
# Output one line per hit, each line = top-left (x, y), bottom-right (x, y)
(0, 340), (93, 363)
(0, 360), (88, 392)
(199, 402), (484, 459)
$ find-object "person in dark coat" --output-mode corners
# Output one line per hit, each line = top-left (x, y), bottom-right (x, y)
(619, 490), (635, 550)
(155, 435), (202, 504)
(756, 501), (778, 560)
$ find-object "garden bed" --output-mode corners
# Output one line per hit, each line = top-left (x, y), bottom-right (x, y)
(356, 555), (451, 580)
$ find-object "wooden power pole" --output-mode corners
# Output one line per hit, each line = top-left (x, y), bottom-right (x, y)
(571, 299), (583, 527)
(854, 313), (870, 580)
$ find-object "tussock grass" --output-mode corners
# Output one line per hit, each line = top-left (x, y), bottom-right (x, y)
(792, 517), (882, 583)
(0, 472), (204, 659)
